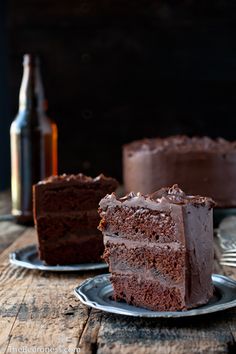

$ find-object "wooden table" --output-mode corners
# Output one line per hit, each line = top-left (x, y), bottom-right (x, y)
(1, 193), (236, 354)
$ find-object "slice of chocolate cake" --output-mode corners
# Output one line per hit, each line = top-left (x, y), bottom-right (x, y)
(98, 185), (215, 311)
(33, 174), (118, 265)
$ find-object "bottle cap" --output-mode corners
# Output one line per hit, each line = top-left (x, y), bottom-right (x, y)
(23, 54), (40, 66)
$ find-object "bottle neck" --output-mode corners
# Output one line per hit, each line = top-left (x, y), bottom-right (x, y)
(19, 60), (46, 114)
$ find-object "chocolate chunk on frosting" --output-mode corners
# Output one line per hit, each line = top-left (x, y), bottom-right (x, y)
(99, 184), (216, 211)
(124, 135), (236, 155)
(150, 184), (216, 207)
(37, 173), (116, 185)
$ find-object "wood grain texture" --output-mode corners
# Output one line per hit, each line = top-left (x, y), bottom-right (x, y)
(78, 309), (102, 354)
(96, 313), (235, 354)
(0, 220), (236, 353)
(93, 240), (236, 354)
(0, 228), (102, 353)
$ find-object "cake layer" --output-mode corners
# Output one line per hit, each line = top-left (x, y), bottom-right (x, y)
(111, 274), (186, 311)
(36, 212), (100, 240)
(34, 174), (118, 215)
(39, 232), (103, 265)
(99, 206), (178, 242)
(103, 236), (185, 282)
(99, 186), (213, 243)
(36, 188), (112, 214)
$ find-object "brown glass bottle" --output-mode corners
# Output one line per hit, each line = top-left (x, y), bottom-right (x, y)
(10, 54), (58, 224)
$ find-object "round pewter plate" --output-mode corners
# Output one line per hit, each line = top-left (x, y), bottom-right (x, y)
(9, 244), (108, 272)
(74, 273), (236, 318)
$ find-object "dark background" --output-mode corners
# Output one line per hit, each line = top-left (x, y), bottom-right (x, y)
(1, 0), (236, 190)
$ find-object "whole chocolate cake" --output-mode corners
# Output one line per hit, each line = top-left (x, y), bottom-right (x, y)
(98, 185), (215, 311)
(33, 174), (118, 265)
(123, 135), (236, 208)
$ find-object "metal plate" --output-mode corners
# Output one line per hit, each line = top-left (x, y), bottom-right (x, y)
(9, 244), (108, 272)
(74, 273), (236, 318)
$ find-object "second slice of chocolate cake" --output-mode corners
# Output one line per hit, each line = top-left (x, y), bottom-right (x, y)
(98, 185), (215, 311)
(33, 174), (118, 265)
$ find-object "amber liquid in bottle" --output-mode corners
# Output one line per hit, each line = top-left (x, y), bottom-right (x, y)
(10, 54), (57, 224)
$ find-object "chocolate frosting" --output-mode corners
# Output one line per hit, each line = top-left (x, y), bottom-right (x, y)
(37, 173), (117, 185)
(123, 135), (236, 207)
(99, 184), (215, 211)
(124, 135), (236, 155)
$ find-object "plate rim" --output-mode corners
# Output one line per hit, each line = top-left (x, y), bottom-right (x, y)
(9, 244), (108, 272)
(74, 273), (236, 318)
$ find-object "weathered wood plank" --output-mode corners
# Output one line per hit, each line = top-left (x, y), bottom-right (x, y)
(1, 272), (88, 353)
(78, 309), (102, 354)
(1, 224), (236, 353)
(0, 229), (35, 353)
(95, 310), (235, 354)
(0, 222), (27, 254)
(92, 238), (236, 354)
(0, 228), (101, 353)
